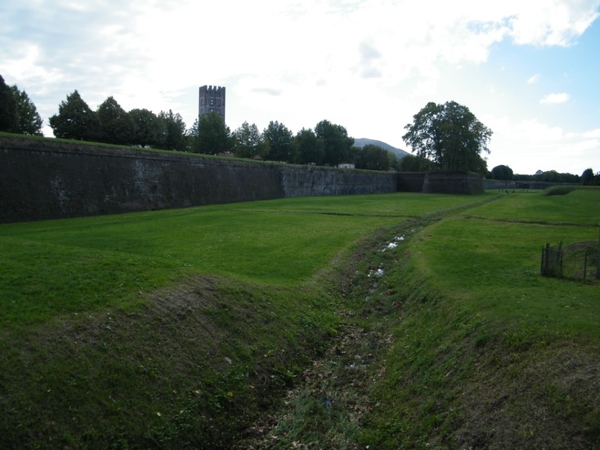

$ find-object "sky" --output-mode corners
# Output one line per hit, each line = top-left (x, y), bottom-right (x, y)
(1, 0), (600, 175)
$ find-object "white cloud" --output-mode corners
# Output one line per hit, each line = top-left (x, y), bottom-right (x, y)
(506, 0), (600, 46)
(2, 0), (600, 176)
(540, 93), (570, 104)
(583, 128), (600, 139)
(512, 118), (568, 143)
(484, 115), (600, 174)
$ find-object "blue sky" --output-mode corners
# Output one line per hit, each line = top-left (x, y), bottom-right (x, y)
(1, 0), (599, 175)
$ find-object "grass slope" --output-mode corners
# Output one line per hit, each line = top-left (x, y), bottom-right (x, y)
(360, 190), (600, 449)
(235, 190), (600, 449)
(0, 193), (483, 449)
(2, 190), (599, 449)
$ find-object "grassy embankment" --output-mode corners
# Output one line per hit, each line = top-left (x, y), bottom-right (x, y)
(356, 188), (600, 449)
(0, 192), (483, 449)
(2, 188), (599, 449)
(232, 188), (600, 449)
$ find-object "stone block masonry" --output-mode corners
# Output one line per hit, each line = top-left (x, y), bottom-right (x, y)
(0, 138), (397, 223)
(422, 172), (485, 195)
(0, 138), (483, 223)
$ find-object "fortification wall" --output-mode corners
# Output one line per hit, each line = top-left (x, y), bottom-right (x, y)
(0, 138), (395, 223)
(0, 138), (486, 223)
(281, 166), (397, 197)
(422, 172), (484, 195)
(397, 172), (426, 192)
(0, 139), (285, 223)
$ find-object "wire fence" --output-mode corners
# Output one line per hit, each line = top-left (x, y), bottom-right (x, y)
(541, 239), (600, 281)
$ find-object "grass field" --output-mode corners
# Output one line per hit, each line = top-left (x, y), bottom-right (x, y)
(1, 189), (599, 449)
(420, 193), (600, 369)
(412, 194), (600, 340)
(0, 192), (486, 449)
(0, 193), (483, 328)
(358, 189), (600, 450)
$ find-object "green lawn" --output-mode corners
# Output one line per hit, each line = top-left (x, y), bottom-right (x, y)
(0, 192), (492, 449)
(0, 193), (485, 328)
(361, 189), (600, 449)
(469, 189), (600, 225)
(3, 189), (599, 449)
(413, 190), (600, 340)
(414, 218), (600, 338)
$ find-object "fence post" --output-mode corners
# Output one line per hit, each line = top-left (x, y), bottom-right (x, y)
(597, 245), (599, 280)
(558, 241), (563, 278)
(541, 242), (565, 278)
(541, 244), (548, 276)
(597, 228), (600, 280)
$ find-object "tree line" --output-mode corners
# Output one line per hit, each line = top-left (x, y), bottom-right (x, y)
(49, 87), (400, 170)
(0, 75), (43, 136)
(0, 75), (401, 171)
(2, 74), (597, 180)
(487, 164), (599, 185)
(401, 101), (599, 183)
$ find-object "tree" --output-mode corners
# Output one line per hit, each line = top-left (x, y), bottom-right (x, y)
(233, 121), (266, 159)
(355, 144), (391, 171)
(195, 112), (232, 155)
(129, 108), (164, 148)
(398, 154), (435, 172)
(158, 110), (187, 151)
(263, 121), (297, 163)
(295, 128), (322, 165)
(187, 118), (201, 153)
(97, 96), (134, 145)
(533, 169), (574, 182)
(388, 152), (401, 172)
(49, 90), (100, 141)
(9, 85), (43, 135)
(315, 120), (354, 166)
(581, 168), (595, 185)
(491, 164), (513, 180)
(402, 101), (492, 172)
(0, 74), (18, 132)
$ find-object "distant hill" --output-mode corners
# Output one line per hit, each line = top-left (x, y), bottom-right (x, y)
(354, 138), (410, 159)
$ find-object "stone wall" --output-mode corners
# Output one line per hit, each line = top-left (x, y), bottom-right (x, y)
(0, 138), (396, 223)
(280, 166), (397, 197)
(483, 179), (518, 190)
(422, 172), (484, 195)
(0, 138), (486, 223)
(397, 172), (426, 192)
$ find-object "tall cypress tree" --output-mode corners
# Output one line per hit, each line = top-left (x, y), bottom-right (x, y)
(49, 90), (100, 141)
(10, 85), (43, 135)
(97, 96), (134, 145)
(196, 111), (232, 155)
(0, 74), (18, 133)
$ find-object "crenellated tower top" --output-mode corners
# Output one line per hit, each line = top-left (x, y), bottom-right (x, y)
(199, 85), (226, 122)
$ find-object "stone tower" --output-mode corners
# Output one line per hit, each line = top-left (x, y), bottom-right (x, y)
(199, 85), (226, 121)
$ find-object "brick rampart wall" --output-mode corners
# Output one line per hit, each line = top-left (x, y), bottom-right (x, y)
(422, 172), (484, 195)
(0, 138), (484, 223)
(0, 139), (396, 223)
